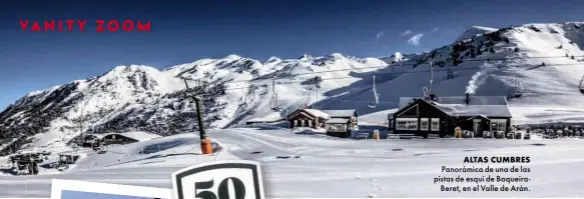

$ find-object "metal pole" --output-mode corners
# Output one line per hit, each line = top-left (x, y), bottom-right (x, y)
(429, 62), (433, 94)
(194, 97), (207, 140)
(181, 78), (212, 154)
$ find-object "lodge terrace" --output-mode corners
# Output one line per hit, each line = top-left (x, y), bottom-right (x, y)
(388, 93), (512, 138)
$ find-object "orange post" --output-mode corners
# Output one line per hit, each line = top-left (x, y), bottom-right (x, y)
(455, 127), (462, 138)
(201, 138), (213, 154)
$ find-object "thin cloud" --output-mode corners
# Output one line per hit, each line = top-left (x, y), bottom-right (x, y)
(376, 31), (385, 39)
(407, 33), (424, 46)
(400, 30), (413, 36)
(432, 27), (440, 32)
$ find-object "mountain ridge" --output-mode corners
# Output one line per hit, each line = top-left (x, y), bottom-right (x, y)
(3, 21), (584, 153)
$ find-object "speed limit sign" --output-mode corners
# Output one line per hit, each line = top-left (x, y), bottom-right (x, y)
(172, 160), (265, 199)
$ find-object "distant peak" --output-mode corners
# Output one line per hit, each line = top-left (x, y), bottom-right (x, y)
(224, 54), (242, 60)
(457, 26), (498, 41)
(391, 52), (403, 58)
(327, 53), (345, 59)
(468, 26), (497, 32)
(112, 65), (149, 71)
(391, 52), (404, 61)
(299, 54), (313, 60)
(266, 56), (282, 63)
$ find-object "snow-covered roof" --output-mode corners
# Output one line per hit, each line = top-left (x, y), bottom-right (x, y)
(325, 118), (350, 124)
(105, 131), (162, 142)
(434, 104), (512, 117)
(320, 110), (356, 118)
(398, 96), (512, 117)
(398, 96), (508, 109)
(247, 112), (284, 123)
(303, 109), (331, 119)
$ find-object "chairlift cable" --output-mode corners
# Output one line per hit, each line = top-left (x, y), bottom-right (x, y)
(215, 62), (584, 95)
(223, 55), (584, 85)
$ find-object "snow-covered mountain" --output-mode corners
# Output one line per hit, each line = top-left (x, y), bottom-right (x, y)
(457, 26), (498, 41)
(318, 22), (584, 124)
(0, 53), (387, 150)
(3, 21), (584, 152)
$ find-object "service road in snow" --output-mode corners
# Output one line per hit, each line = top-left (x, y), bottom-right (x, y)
(1, 128), (584, 198)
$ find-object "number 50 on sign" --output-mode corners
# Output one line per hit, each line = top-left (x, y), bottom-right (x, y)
(172, 160), (265, 199)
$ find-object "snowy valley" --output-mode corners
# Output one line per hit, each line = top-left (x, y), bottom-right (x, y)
(2, 21), (584, 197)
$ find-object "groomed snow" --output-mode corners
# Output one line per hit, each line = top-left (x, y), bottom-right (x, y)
(1, 128), (584, 198)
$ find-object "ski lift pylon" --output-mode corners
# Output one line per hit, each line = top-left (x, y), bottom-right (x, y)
(368, 75), (380, 108)
(270, 76), (282, 111)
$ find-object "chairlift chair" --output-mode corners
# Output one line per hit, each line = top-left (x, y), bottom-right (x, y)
(579, 76), (584, 94)
(368, 75), (380, 108)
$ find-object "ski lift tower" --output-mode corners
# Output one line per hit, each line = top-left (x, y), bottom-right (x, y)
(423, 62), (434, 100)
(176, 75), (213, 155)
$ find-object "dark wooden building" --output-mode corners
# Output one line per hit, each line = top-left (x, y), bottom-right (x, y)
(286, 109), (359, 138)
(286, 109), (330, 128)
(388, 93), (512, 138)
(321, 110), (358, 138)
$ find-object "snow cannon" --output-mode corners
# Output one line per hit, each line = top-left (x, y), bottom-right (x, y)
(455, 127), (462, 138)
(372, 130), (380, 140)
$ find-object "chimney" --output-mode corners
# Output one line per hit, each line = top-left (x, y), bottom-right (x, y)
(465, 92), (470, 105)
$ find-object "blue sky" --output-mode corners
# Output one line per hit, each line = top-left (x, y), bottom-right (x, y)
(1, 0), (583, 108)
(60, 190), (156, 199)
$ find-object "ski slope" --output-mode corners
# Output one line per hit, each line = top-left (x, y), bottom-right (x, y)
(1, 127), (584, 198)
(315, 22), (584, 124)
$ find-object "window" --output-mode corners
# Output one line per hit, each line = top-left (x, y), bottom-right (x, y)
(326, 124), (347, 132)
(420, 118), (429, 131)
(490, 119), (507, 132)
(294, 120), (298, 127)
(396, 118), (418, 130)
(431, 118), (440, 131)
(308, 120), (312, 127)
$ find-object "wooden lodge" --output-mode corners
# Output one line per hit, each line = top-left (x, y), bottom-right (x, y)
(322, 110), (358, 138)
(286, 108), (358, 138)
(388, 93), (512, 138)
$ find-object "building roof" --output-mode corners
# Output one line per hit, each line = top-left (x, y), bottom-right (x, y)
(325, 118), (350, 124)
(320, 109), (356, 118)
(302, 109), (331, 119)
(397, 96), (512, 117)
